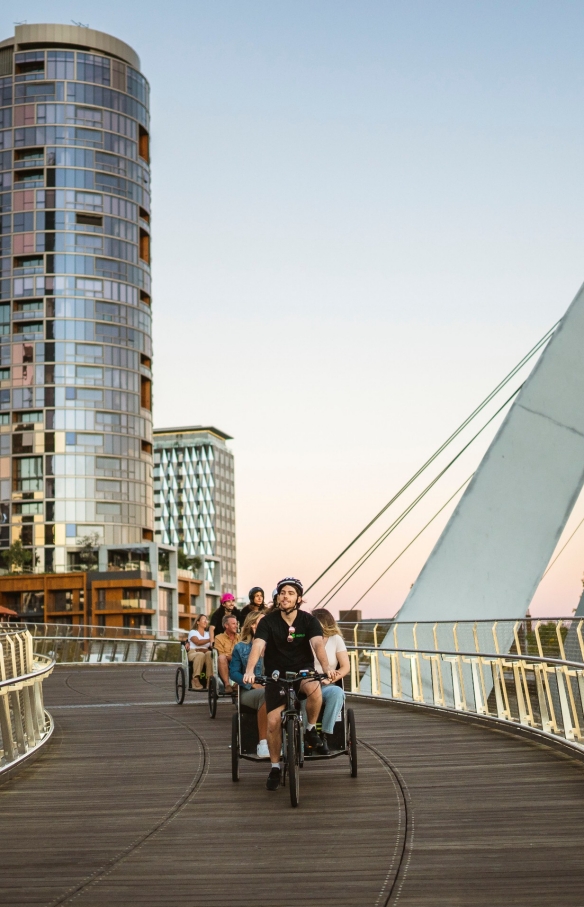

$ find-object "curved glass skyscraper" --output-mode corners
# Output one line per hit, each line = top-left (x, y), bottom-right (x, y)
(0, 24), (153, 572)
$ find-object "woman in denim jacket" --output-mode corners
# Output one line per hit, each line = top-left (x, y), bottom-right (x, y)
(230, 612), (269, 757)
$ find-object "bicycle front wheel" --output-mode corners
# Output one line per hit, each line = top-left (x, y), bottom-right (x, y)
(287, 716), (300, 808)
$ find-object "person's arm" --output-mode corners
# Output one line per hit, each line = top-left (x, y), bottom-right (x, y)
(335, 649), (350, 680)
(208, 609), (221, 643)
(229, 646), (249, 688)
(243, 638), (266, 684)
(311, 635), (334, 679)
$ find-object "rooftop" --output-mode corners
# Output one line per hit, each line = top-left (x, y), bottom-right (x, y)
(0, 23), (140, 70)
(153, 426), (233, 442)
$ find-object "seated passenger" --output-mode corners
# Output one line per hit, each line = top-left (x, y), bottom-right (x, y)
(213, 614), (241, 693)
(187, 613), (213, 691)
(239, 586), (266, 623)
(209, 593), (241, 643)
(230, 612), (269, 757)
(311, 608), (350, 753)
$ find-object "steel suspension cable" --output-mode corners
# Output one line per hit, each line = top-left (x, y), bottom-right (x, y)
(305, 320), (559, 595)
(340, 474), (473, 616)
(314, 387), (521, 608)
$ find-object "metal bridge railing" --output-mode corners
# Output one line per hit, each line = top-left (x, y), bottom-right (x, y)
(32, 636), (182, 665)
(347, 642), (584, 752)
(339, 616), (584, 662)
(0, 630), (54, 776)
(3, 621), (158, 640)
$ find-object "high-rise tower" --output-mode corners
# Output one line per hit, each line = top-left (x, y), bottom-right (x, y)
(0, 24), (153, 572)
(154, 426), (237, 608)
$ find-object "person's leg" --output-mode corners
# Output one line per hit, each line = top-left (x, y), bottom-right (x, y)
(204, 651), (213, 679)
(267, 704), (284, 762)
(320, 684), (345, 735)
(190, 651), (204, 689)
(257, 702), (268, 740)
(217, 654), (232, 690)
(301, 679), (323, 725)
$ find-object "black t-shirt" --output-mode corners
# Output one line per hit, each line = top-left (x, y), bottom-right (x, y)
(255, 608), (324, 676)
(210, 605), (241, 635)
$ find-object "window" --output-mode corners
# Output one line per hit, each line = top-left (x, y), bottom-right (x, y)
(15, 52), (45, 80)
(14, 170), (44, 186)
(14, 410), (42, 424)
(97, 479), (121, 492)
(15, 82), (58, 103)
(96, 502), (121, 514)
(140, 376), (152, 411)
(20, 591), (44, 614)
(15, 148), (44, 165)
(76, 366), (103, 381)
(13, 501), (43, 515)
(77, 213), (103, 227)
(14, 455), (42, 491)
(138, 127), (149, 163)
(47, 51), (74, 81)
(139, 229), (150, 264)
(66, 432), (103, 447)
(50, 590), (74, 612)
(14, 255), (43, 272)
(77, 54), (111, 87)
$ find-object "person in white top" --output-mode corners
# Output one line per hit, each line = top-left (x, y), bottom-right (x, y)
(310, 609), (350, 753)
(187, 613), (213, 691)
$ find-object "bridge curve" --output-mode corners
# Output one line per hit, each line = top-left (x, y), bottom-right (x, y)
(1, 665), (584, 907)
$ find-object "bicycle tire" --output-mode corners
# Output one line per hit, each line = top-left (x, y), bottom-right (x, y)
(175, 666), (186, 705)
(347, 707), (358, 777)
(231, 712), (240, 781)
(287, 716), (300, 807)
(208, 676), (218, 718)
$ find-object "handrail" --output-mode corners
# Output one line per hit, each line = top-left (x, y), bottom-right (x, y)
(338, 616), (583, 662)
(0, 629), (54, 776)
(0, 655), (54, 690)
(349, 644), (584, 670)
(345, 638), (584, 755)
(30, 635), (181, 665)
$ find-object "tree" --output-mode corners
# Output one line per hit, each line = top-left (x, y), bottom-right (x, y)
(76, 533), (100, 571)
(177, 549), (202, 572)
(2, 540), (33, 573)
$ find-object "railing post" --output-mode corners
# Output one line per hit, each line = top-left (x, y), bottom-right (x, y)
(349, 650), (360, 692)
(555, 667), (575, 740)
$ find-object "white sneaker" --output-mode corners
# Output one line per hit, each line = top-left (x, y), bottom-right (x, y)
(257, 740), (270, 758)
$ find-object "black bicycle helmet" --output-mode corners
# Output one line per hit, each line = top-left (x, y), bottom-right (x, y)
(276, 577), (304, 597)
(248, 586), (264, 603)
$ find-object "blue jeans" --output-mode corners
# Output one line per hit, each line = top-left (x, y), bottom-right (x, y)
(320, 683), (345, 734)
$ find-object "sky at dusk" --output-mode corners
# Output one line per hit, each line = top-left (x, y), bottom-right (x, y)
(2, 1), (584, 617)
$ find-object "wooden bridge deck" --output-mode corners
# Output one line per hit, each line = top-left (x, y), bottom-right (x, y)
(1, 665), (584, 906)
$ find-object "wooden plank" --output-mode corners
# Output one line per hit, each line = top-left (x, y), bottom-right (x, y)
(0, 667), (583, 905)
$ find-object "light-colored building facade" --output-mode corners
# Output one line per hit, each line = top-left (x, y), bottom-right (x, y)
(153, 426), (237, 610)
(0, 24), (154, 573)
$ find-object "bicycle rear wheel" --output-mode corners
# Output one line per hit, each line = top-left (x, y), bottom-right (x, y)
(347, 707), (358, 777)
(287, 716), (300, 807)
(175, 666), (186, 705)
(231, 712), (240, 781)
(208, 676), (218, 718)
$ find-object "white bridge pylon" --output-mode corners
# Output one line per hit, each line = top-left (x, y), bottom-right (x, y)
(393, 281), (584, 626)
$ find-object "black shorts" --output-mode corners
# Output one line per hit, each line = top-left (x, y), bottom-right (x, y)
(264, 672), (317, 714)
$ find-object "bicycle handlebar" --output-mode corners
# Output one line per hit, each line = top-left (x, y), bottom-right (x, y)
(255, 670), (329, 685)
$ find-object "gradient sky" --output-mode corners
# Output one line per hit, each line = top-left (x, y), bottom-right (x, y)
(2, 1), (584, 617)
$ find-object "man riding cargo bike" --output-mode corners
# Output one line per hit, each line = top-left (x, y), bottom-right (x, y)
(243, 576), (336, 792)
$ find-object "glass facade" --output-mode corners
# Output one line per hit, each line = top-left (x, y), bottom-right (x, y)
(153, 427), (237, 595)
(0, 28), (153, 571)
